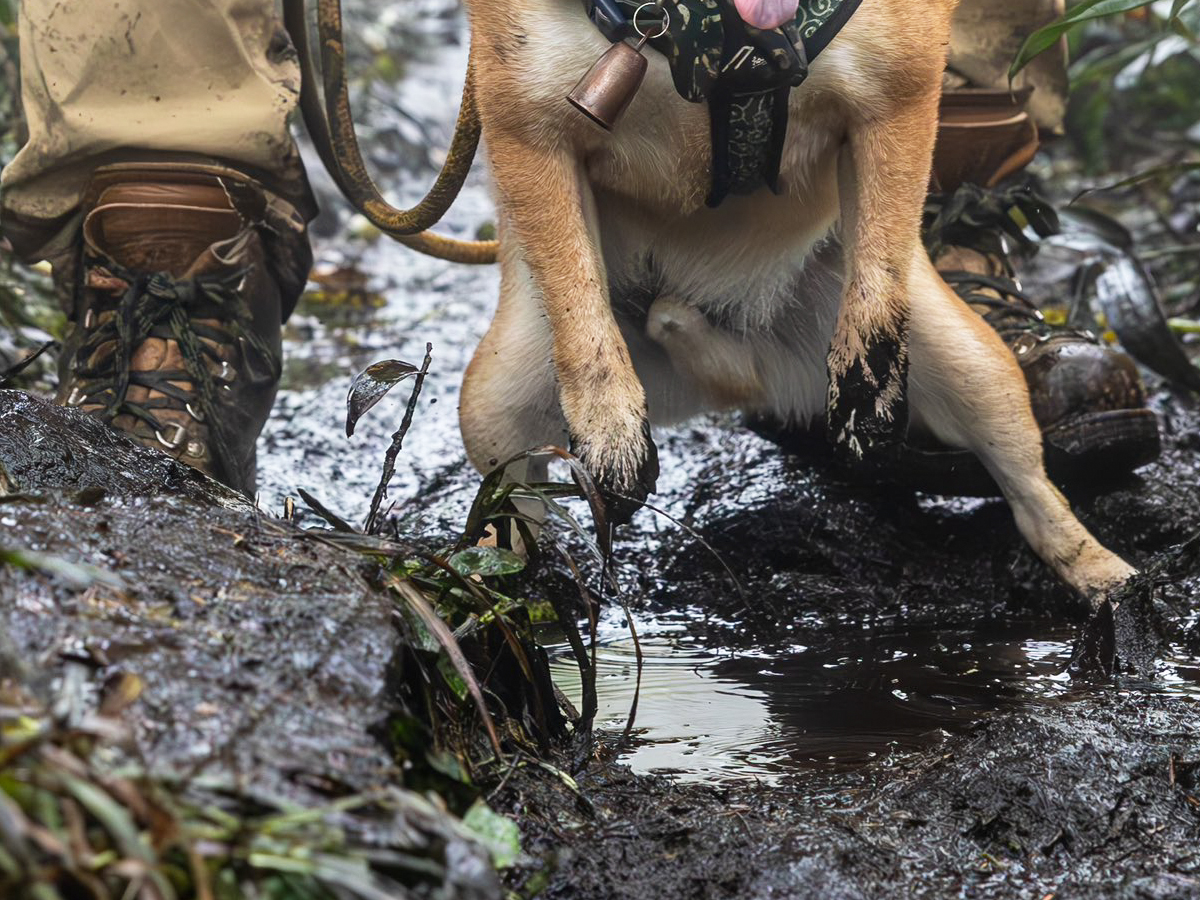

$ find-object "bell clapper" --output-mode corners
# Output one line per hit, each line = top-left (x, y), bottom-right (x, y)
(567, 1), (670, 132)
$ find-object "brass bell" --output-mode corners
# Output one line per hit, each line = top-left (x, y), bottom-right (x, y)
(567, 2), (669, 132)
(567, 40), (648, 132)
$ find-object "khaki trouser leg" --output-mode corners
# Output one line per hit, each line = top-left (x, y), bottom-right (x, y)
(948, 0), (1069, 133)
(0, 0), (311, 259)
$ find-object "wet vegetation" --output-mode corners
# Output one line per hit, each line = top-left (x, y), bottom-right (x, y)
(2, 1), (1200, 898)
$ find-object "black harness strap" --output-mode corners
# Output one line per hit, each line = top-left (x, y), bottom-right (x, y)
(583, 0), (863, 206)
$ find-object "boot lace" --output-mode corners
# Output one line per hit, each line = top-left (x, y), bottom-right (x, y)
(924, 180), (1094, 342)
(68, 260), (280, 481)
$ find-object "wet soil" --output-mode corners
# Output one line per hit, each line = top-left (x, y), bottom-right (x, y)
(0, 391), (502, 899)
(480, 377), (1199, 899)
(502, 690), (1200, 899)
(250, 4), (1200, 892)
(2, 1), (1198, 896)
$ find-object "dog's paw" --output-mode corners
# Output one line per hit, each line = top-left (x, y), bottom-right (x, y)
(570, 416), (659, 527)
(1068, 566), (1158, 681)
(826, 325), (910, 460)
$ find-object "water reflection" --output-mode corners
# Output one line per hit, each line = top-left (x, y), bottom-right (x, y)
(549, 614), (1200, 784)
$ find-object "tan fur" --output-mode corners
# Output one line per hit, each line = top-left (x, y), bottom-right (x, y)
(458, 0), (1134, 600)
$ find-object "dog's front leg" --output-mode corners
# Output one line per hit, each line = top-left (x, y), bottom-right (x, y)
(486, 131), (658, 523)
(827, 91), (941, 459)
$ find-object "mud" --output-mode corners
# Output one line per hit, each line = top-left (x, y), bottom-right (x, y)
(263, 6), (1200, 894)
(495, 381), (1200, 898)
(0, 390), (502, 899)
(2, 1), (1199, 897)
(255, 3), (1200, 894)
(503, 690), (1200, 899)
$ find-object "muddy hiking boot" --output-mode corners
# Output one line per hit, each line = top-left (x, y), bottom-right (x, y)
(924, 180), (1161, 488)
(55, 163), (311, 495)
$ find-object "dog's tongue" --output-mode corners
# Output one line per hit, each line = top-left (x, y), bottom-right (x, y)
(733, 0), (798, 31)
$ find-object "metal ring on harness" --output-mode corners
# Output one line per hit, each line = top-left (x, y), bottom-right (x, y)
(632, 2), (670, 40)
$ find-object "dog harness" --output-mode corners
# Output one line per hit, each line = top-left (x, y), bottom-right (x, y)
(583, 0), (862, 206)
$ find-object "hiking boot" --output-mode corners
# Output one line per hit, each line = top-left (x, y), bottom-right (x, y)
(55, 163), (311, 495)
(924, 184), (1160, 490)
(917, 86), (1158, 490)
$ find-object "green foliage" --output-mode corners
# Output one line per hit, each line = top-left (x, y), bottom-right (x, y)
(0, 0), (18, 163)
(1, 680), (506, 900)
(1013, 1), (1200, 171)
(461, 800), (521, 869)
(1012, 0), (1199, 77)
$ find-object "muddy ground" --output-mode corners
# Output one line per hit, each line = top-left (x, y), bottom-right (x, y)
(494, 384), (1200, 899)
(3, 1), (1200, 897)
(263, 5), (1200, 892)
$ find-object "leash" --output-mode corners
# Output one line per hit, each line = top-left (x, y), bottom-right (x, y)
(284, 0), (860, 261)
(282, 0), (498, 264)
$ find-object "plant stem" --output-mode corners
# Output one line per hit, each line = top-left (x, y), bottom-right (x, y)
(364, 342), (432, 535)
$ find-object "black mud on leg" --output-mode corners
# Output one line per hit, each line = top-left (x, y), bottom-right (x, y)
(826, 324), (910, 460)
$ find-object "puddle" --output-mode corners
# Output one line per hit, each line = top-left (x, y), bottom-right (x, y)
(550, 613), (1200, 783)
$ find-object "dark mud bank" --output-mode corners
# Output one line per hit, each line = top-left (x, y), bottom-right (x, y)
(0, 390), (502, 899)
(506, 693), (1200, 899)
(3, 378), (1199, 900)
(493, 382), (1200, 899)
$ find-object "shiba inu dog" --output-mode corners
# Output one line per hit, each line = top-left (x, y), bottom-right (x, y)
(457, 0), (1134, 601)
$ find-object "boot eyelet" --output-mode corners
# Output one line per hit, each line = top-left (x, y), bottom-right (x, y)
(217, 361), (236, 383)
(156, 423), (187, 450)
(184, 441), (207, 459)
(83, 309), (96, 329)
(66, 386), (88, 407)
(186, 402), (205, 422)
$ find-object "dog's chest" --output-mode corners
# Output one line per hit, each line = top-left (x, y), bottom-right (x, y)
(510, 0), (861, 217)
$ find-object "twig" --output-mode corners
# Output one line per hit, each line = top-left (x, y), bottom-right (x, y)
(0, 340), (57, 387)
(365, 342), (432, 534)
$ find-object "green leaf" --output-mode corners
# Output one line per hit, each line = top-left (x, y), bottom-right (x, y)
(437, 655), (470, 700)
(389, 577), (504, 758)
(1010, 0), (1159, 79)
(461, 800), (520, 869)
(448, 546), (526, 578)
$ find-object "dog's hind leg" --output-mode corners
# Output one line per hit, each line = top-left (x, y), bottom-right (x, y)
(906, 252), (1135, 603)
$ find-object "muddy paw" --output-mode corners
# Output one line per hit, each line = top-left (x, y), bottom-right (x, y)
(1068, 575), (1162, 680)
(571, 418), (659, 527)
(826, 329), (909, 460)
